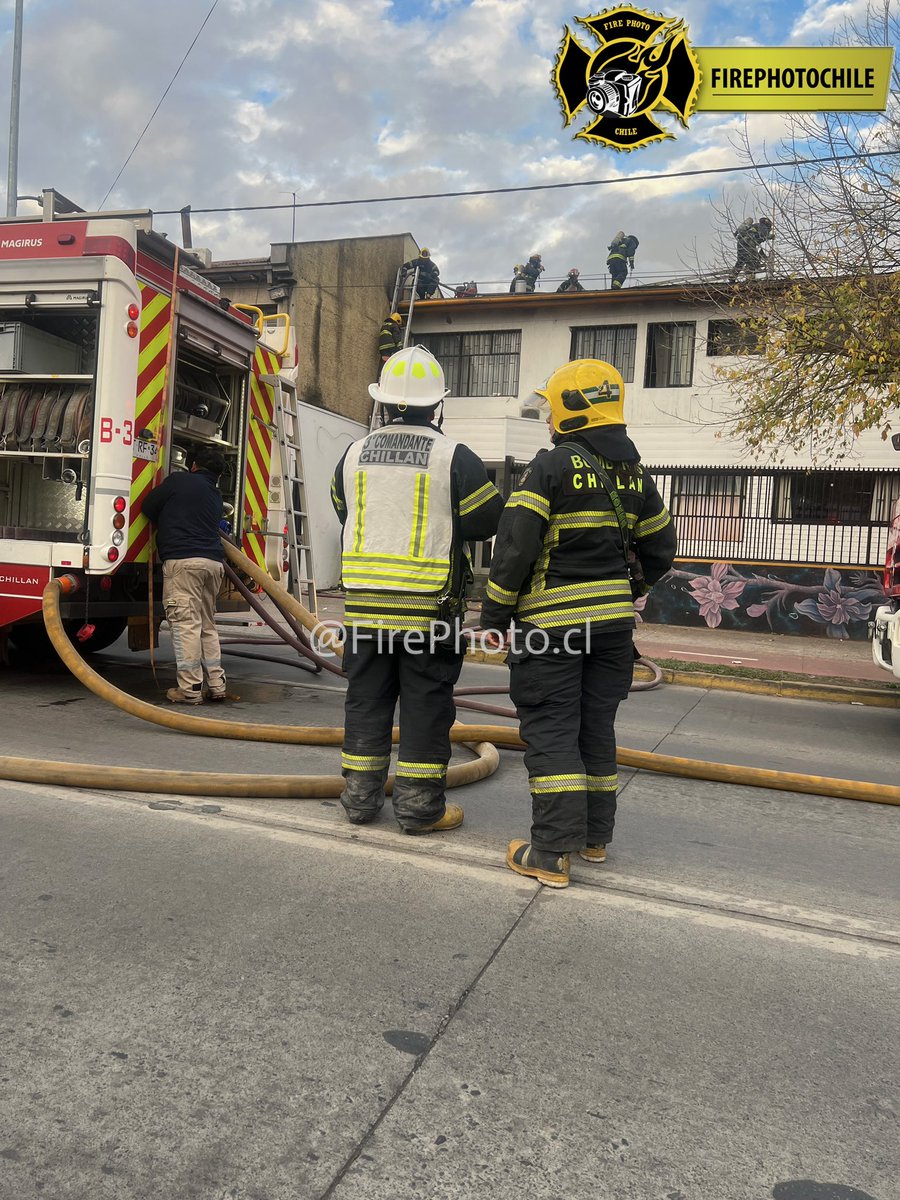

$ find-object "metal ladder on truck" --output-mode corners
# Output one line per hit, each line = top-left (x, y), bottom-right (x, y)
(371, 264), (422, 431)
(263, 373), (318, 616)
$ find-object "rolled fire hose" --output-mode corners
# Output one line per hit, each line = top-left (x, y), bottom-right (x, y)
(3, 550), (897, 809)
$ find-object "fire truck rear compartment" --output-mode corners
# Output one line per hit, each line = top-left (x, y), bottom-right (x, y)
(0, 307), (97, 543)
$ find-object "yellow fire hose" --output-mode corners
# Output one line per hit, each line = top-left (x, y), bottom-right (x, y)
(0, 547), (896, 809)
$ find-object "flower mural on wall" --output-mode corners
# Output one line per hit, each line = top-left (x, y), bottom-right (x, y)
(793, 569), (872, 640)
(641, 562), (885, 641)
(687, 562), (746, 628)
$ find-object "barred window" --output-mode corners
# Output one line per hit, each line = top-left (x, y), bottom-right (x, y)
(707, 319), (760, 356)
(417, 330), (521, 397)
(670, 472), (746, 544)
(645, 321), (696, 387)
(774, 472), (900, 526)
(569, 325), (637, 382)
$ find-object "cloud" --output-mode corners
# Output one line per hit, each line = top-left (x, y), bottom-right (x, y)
(0, 0), (827, 291)
(790, 0), (870, 38)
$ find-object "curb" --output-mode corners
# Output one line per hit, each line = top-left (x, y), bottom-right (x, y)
(635, 665), (900, 708)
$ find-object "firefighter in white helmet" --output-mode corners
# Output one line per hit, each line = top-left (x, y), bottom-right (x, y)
(330, 346), (503, 833)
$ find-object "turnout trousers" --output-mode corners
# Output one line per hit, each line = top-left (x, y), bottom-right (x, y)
(509, 626), (634, 854)
(607, 258), (628, 289)
(340, 630), (465, 831)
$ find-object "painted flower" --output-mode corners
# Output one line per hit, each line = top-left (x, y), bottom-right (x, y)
(795, 579), (870, 640)
(688, 562), (746, 629)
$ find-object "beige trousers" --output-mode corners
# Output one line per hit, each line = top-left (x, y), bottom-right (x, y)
(162, 557), (226, 696)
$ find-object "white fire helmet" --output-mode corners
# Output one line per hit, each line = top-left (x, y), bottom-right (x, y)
(368, 345), (450, 408)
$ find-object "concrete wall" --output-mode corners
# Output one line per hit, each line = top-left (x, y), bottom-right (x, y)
(282, 234), (418, 425)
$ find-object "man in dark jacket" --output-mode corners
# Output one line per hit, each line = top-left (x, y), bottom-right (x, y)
(378, 312), (403, 366)
(142, 445), (228, 705)
(331, 345), (503, 835)
(402, 248), (441, 299)
(481, 358), (677, 888)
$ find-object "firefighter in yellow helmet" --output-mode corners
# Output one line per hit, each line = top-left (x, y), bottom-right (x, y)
(402, 246), (441, 299)
(481, 359), (677, 888)
(330, 346), (503, 834)
(377, 311), (403, 366)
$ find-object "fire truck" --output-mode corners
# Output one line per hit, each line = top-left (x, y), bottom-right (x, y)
(0, 193), (293, 657)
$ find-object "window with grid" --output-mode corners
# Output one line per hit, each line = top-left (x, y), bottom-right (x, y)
(706, 319), (760, 356)
(416, 330), (521, 397)
(569, 325), (637, 383)
(774, 472), (900, 525)
(670, 472), (746, 543)
(644, 321), (696, 387)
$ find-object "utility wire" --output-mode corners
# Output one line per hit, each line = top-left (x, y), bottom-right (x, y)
(98, 0), (220, 210)
(154, 148), (900, 216)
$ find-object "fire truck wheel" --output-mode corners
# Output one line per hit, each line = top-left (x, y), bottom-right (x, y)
(10, 617), (127, 660)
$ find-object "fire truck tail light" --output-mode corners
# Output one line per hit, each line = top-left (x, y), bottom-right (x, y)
(113, 513), (125, 530)
(100, 577), (113, 591)
(127, 303), (140, 320)
(114, 496), (127, 512)
(107, 547), (120, 562)
(111, 531), (124, 546)
(126, 322), (139, 338)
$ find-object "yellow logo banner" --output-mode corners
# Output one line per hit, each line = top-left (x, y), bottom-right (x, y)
(694, 47), (893, 111)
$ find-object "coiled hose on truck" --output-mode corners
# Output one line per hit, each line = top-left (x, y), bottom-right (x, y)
(0, 540), (896, 808)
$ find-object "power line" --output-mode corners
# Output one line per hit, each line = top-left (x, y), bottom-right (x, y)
(98, 0), (221, 210)
(154, 148), (900, 216)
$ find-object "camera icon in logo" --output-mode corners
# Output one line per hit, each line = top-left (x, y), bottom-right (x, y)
(586, 70), (643, 118)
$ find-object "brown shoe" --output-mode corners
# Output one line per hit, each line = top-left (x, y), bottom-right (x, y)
(403, 803), (464, 835)
(166, 687), (202, 706)
(204, 690), (228, 703)
(507, 840), (570, 889)
(579, 844), (607, 863)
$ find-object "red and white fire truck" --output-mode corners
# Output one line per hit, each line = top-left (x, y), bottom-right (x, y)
(0, 195), (290, 655)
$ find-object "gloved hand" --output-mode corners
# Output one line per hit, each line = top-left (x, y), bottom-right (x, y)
(628, 258), (635, 269)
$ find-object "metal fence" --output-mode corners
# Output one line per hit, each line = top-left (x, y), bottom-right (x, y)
(648, 468), (900, 568)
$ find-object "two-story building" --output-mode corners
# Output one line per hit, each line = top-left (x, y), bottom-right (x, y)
(408, 285), (897, 639)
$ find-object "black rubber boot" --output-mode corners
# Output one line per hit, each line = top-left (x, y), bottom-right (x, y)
(340, 768), (388, 825)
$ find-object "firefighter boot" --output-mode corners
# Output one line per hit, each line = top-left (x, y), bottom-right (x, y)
(579, 844), (607, 863)
(167, 685), (203, 705)
(507, 841), (570, 888)
(340, 768), (388, 825)
(394, 777), (462, 835)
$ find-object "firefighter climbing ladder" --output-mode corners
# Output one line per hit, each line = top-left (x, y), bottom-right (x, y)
(372, 264), (422, 430)
(265, 374), (318, 616)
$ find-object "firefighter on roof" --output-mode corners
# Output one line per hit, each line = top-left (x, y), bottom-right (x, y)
(330, 345), (503, 834)
(607, 231), (639, 289)
(481, 359), (677, 889)
(521, 253), (544, 292)
(557, 268), (585, 293)
(402, 247), (441, 299)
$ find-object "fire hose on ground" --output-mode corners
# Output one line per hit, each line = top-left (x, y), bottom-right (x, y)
(0, 539), (896, 808)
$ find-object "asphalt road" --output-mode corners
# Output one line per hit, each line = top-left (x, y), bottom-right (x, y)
(1, 640), (898, 1199)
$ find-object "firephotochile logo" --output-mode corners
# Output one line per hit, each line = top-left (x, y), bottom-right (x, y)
(552, 5), (894, 152)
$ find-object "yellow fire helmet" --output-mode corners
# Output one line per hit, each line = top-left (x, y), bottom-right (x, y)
(368, 345), (449, 407)
(390, 312), (402, 323)
(420, 247), (431, 257)
(535, 358), (626, 434)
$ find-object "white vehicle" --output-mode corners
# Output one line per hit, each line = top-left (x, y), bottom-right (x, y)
(871, 494), (900, 680)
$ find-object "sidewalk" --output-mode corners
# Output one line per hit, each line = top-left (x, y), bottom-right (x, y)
(227, 591), (888, 686)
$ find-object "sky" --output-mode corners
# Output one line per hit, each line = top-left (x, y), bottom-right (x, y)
(0, 0), (889, 291)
